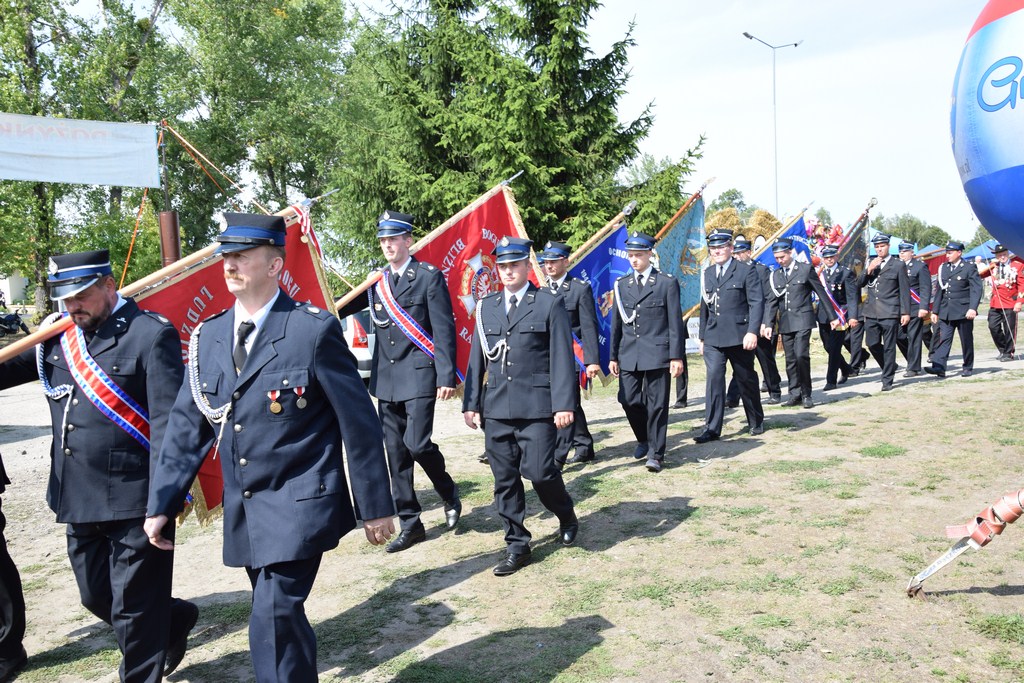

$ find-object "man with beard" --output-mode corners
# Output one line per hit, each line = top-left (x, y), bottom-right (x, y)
(0, 249), (197, 681)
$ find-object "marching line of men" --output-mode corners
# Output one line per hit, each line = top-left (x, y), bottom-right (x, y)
(0, 211), (1016, 681)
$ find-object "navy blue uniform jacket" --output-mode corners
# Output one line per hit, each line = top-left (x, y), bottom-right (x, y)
(462, 286), (575, 420)
(147, 293), (393, 569)
(0, 299), (182, 523)
(552, 277), (601, 365)
(338, 259), (457, 402)
(698, 260), (764, 347)
(934, 261), (983, 320)
(610, 270), (685, 371)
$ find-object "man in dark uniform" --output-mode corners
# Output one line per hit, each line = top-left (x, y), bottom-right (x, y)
(0, 451), (25, 682)
(609, 231), (685, 472)
(145, 214), (395, 682)
(697, 229), (764, 442)
(0, 250), (198, 682)
(896, 242), (933, 377)
(462, 237), (579, 575)
(986, 243), (1024, 361)
(726, 237), (782, 404)
(816, 245), (858, 390)
(338, 211), (461, 553)
(538, 241), (601, 467)
(762, 239), (839, 408)
(857, 234), (911, 391)
(926, 240), (983, 378)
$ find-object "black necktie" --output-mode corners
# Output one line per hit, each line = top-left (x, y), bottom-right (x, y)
(233, 320), (255, 375)
(637, 274), (644, 290)
(507, 294), (518, 321)
(549, 279), (558, 292)
(391, 269), (400, 288)
(716, 266), (723, 280)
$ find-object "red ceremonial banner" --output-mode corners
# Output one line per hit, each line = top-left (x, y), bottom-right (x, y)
(135, 216), (333, 521)
(411, 185), (537, 377)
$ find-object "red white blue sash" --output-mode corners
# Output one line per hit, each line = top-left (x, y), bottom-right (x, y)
(910, 287), (921, 305)
(571, 332), (588, 389)
(817, 269), (848, 326)
(375, 274), (465, 383)
(60, 325), (150, 450)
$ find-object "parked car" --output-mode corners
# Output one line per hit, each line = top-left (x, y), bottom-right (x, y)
(340, 310), (375, 385)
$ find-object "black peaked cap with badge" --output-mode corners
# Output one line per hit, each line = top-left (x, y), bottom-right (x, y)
(215, 213), (286, 254)
(47, 249), (113, 301)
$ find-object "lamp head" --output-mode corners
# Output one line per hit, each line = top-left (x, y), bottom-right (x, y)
(743, 32), (753, 39)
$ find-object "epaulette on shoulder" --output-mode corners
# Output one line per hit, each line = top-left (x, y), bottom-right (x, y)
(423, 263), (437, 271)
(661, 271), (677, 280)
(203, 308), (231, 322)
(615, 273), (632, 283)
(140, 309), (172, 325)
(295, 301), (330, 319)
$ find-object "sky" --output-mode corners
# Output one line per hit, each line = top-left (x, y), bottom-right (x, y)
(584, 0), (988, 239)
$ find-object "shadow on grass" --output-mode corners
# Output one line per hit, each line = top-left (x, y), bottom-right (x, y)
(925, 584), (1024, 598)
(386, 615), (614, 683)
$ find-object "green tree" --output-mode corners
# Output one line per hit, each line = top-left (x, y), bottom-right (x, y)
(707, 188), (760, 223)
(815, 207), (833, 227)
(966, 224), (993, 250)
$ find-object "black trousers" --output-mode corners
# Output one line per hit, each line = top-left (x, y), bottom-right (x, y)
(246, 555), (322, 683)
(67, 518), (179, 683)
(897, 314), (926, 372)
(554, 380), (595, 463)
(378, 396), (457, 532)
(704, 344), (762, 436)
(847, 318), (866, 369)
(780, 329), (813, 397)
(819, 323), (852, 384)
(988, 307), (1018, 356)
(864, 317), (900, 387)
(484, 418), (575, 553)
(932, 317), (975, 372)
(617, 368), (671, 458)
(727, 333), (782, 403)
(0, 498), (24, 662)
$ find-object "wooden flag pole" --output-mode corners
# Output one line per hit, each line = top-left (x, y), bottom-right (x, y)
(653, 177), (714, 241)
(567, 200), (637, 265)
(0, 204), (308, 364)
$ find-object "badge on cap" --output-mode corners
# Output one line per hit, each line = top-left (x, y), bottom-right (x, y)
(215, 213), (228, 233)
(544, 241), (552, 250)
(632, 231), (639, 238)
(382, 211), (391, 222)
(500, 236), (510, 247)
(48, 258), (58, 275)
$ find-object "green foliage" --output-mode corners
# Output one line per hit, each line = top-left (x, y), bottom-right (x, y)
(871, 212), (951, 248)
(815, 207), (833, 226)
(973, 614), (1024, 645)
(967, 224), (993, 250)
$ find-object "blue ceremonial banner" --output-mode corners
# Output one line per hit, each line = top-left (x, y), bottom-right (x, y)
(569, 224), (631, 376)
(755, 215), (813, 268)
(655, 196), (706, 315)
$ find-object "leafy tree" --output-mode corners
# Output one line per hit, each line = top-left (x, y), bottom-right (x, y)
(966, 224), (993, 250)
(815, 207), (833, 227)
(707, 188), (747, 217)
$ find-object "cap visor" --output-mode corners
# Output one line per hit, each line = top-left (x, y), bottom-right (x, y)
(49, 277), (99, 301)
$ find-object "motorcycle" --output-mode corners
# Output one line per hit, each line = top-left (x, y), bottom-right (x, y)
(0, 309), (31, 337)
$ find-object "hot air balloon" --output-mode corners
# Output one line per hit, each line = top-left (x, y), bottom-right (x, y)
(952, 0), (1024, 255)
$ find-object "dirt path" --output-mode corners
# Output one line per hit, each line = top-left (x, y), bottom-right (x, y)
(3, 327), (1024, 682)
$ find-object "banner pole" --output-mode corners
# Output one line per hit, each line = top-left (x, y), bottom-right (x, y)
(653, 177), (714, 241)
(567, 200), (637, 266)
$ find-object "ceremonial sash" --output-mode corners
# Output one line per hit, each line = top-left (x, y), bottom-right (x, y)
(60, 325), (150, 450)
(375, 274), (465, 383)
(910, 287), (921, 305)
(817, 269), (848, 326)
(571, 332), (588, 389)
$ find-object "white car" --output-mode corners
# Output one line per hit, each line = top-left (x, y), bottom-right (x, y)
(340, 310), (375, 385)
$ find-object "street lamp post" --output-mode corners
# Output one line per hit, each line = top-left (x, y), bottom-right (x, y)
(742, 32), (802, 218)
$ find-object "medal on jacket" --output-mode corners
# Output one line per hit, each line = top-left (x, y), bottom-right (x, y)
(268, 390), (283, 414)
(294, 387), (307, 409)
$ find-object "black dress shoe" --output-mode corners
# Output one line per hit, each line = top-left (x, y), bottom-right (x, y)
(764, 394), (781, 405)
(671, 400), (688, 408)
(726, 400), (739, 409)
(923, 367), (945, 378)
(566, 450), (595, 464)
(477, 452), (489, 464)
(633, 442), (649, 459)
(444, 493), (462, 529)
(165, 600), (199, 676)
(881, 384), (894, 392)
(822, 383), (837, 391)
(903, 370), (920, 378)
(0, 647), (27, 683)
(783, 395), (802, 407)
(645, 457), (662, 473)
(846, 368), (860, 378)
(493, 549), (532, 576)
(838, 373), (849, 385)
(693, 431), (719, 444)
(386, 526), (426, 553)
(962, 369), (973, 377)
(559, 518), (579, 545)
(802, 397), (814, 409)
(749, 423), (764, 435)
